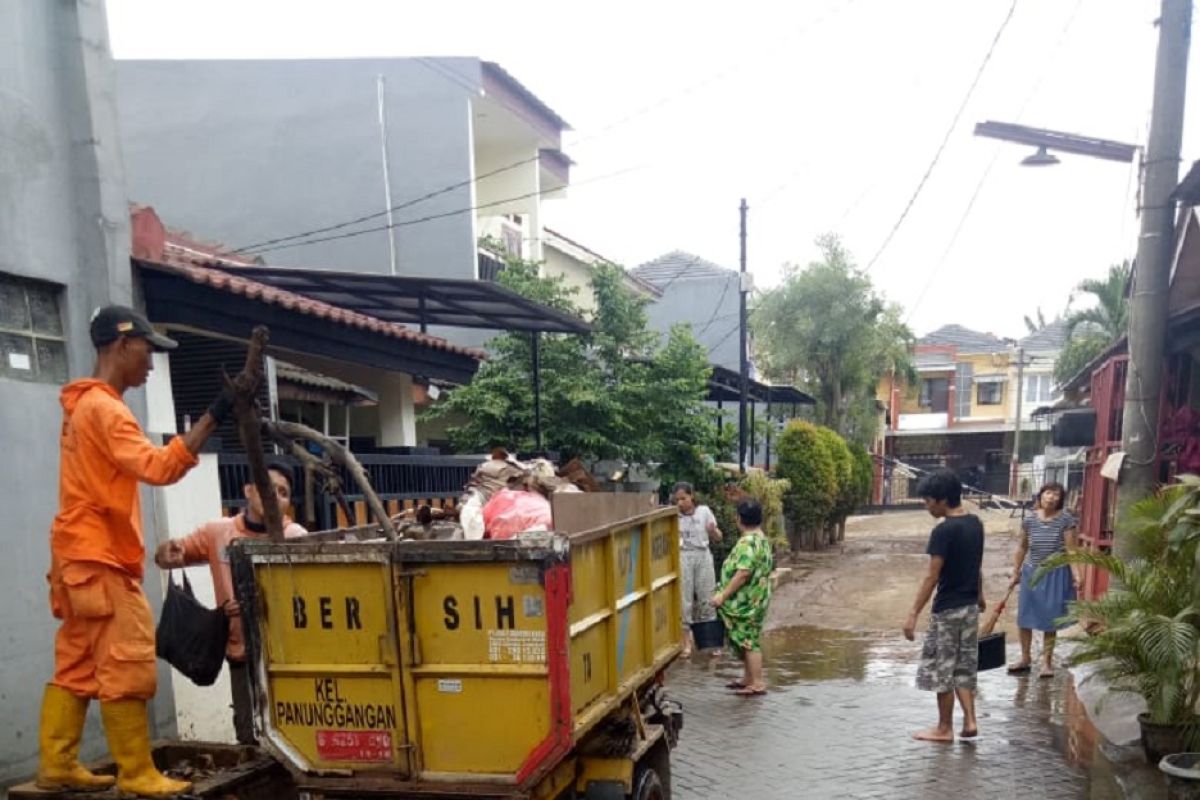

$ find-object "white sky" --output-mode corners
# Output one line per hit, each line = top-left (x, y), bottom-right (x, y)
(105, 0), (1189, 338)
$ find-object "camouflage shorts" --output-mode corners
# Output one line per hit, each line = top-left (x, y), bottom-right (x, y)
(916, 604), (979, 693)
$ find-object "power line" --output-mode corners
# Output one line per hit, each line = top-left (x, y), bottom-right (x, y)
(864, 0), (1018, 273)
(696, 272), (737, 337)
(903, 153), (1000, 326)
(229, 154), (542, 254)
(242, 164), (645, 257)
(232, 8), (854, 259)
(902, 0), (1084, 325)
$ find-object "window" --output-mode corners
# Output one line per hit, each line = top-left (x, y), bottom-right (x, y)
(918, 378), (949, 412)
(0, 274), (67, 384)
(1025, 374), (1056, 404)
(977, 381), (1003, 405)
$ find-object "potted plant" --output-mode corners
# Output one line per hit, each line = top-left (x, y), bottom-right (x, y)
(1036, 477), (1200, 764)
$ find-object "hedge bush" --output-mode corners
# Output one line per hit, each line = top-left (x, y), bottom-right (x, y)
(775, 420), (837, 550)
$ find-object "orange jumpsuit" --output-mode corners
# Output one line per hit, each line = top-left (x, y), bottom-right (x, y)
(48, 379), (198, 701)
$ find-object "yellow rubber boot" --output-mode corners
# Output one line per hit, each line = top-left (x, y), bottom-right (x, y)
(35, 684), (117, 791)
(99, 699), (192, 798)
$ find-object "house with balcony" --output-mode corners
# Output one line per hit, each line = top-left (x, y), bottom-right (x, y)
(877, 323), (1068, 498)
(114, 57), (572, 344)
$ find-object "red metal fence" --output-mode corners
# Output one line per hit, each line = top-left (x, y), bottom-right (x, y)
(1077, 353), (1194, 600)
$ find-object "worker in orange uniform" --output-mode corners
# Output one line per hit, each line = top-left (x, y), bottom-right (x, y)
(37, 306), (231, 798)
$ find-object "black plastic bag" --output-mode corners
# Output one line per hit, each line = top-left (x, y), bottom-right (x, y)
(156, 572), (229, 687)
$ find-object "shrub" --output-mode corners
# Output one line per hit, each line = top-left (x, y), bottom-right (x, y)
(774, 420), (837, 550)
(738, 468), (791, 552)
(849, 444), (874, 509)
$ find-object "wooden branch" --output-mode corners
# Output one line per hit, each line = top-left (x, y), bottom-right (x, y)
(265, 420), (399, 541)
(261, 423), (356, 532)
(228, 326), (287, 543)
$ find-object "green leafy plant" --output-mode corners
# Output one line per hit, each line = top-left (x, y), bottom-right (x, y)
(752, 234), (913, 445)
(739, 468), (791, 551)
(426, 257), (724, 485)
(774, 420), (837, 550)
(1036, 477), (1200, 728)
(815, 426), (854, 545)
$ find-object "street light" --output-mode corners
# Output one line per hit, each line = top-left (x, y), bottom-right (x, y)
(1021, 146), (1060, 167)
(974, 120), (1138, 165)
(974, 120), (1138, 497)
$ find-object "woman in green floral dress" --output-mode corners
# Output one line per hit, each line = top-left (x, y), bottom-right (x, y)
(712, 499), (774, 696)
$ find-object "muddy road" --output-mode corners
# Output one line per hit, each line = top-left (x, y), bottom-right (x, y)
(767, 508), (1027, 638)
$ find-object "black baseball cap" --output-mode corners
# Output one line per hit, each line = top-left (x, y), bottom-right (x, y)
(89, 305), (178, 351)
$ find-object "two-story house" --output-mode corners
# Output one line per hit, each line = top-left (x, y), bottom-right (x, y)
(114, 57), (571, 344)
(877, 323), (1068, 499)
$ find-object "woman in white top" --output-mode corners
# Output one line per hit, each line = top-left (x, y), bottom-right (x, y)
(674, 482), (723, 657)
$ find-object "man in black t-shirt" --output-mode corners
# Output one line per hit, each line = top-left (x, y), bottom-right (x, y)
(903, 469), (985, 743)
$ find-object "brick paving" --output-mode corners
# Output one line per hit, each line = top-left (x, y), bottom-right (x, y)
(666, 628), (1164, 800)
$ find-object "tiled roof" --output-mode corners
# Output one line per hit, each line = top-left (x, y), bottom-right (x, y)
(1018, 319), (1070, 352)
(631, 251), (734, 288)
(131, 207), (485, 360)
(918, 324), (1007, 352)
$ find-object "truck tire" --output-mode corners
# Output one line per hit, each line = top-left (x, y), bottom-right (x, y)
(631, 768), (665, 800)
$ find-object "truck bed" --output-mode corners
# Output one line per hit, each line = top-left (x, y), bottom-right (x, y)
(6, 741), (293, 800)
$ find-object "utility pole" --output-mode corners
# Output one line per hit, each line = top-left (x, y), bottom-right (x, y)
(376, 75), (399, 276)
(738, 198), (749, 473)
(1010, 347), (1025, 497)
(1119, 0), (1191, 559)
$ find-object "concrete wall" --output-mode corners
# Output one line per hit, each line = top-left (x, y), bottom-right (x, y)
(115, 58), (482, 280)
(149, 455), (235, 743)
(645, 273), (741, 371)
(0, 0), (178, 785)
(543, 245), (597, 315)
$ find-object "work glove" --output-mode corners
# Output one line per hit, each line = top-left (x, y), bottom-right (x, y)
(206, 388), (235, 425)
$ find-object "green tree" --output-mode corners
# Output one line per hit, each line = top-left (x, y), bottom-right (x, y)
(753, 234), (913, 445)
(849, 444), (874, 508)
(427, 257), (724, 481)
(1023, 307), (1048, 334)
(1053, 331), (1112, 386)
(815, 426), (854, 547)
(1065, 261), (1132, 340)
(775, 420), (837, 551)
(1054, 261), (1131, 385)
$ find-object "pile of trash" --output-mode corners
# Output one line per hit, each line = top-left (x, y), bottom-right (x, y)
(391, 450), (600, 541)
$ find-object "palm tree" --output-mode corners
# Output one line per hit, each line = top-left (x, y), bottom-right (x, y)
(1065, 260), (1132, 341)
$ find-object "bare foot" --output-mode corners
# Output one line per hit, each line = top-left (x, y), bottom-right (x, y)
(959, 728), (979, 739)
(680, 647), (693, 659)
(912, 728), (954, 743)
(1039, 666), (1055, 679)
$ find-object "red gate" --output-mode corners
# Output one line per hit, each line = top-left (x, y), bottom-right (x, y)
(1076, 354), (1194, 600)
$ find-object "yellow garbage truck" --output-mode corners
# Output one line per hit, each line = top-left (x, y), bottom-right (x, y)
(226, 504), (684, 800)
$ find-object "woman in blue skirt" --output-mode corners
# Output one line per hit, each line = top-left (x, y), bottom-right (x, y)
(1007, 482), (1081, 678)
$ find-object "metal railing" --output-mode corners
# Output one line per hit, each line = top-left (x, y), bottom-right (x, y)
(218, 452), (481, 530)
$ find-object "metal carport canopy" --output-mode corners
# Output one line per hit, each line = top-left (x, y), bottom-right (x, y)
(204, 265), (591, 334)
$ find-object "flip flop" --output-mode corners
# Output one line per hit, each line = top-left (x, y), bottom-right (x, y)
(1007, 663), (1032, 674)
(734, 687), (767, 697)
(725, 681), (747, 689)
(1039, 668), (1055, 679)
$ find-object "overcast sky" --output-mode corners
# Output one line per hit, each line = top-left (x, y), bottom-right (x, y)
(105, 0), (1190, 338)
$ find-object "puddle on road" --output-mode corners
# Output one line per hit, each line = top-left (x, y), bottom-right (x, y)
(725, 626), (1166, 798)
(758, 626), (909, 686)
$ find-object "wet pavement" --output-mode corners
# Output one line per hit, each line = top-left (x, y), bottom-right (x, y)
(667, 627), (1166, 799)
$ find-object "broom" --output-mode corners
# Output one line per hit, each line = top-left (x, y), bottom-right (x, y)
(980, 583), (1016, 637)
(977, 583), (1016, 671)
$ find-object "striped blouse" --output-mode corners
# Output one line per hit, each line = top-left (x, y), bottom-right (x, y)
(1022, 511), (1078, 567)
